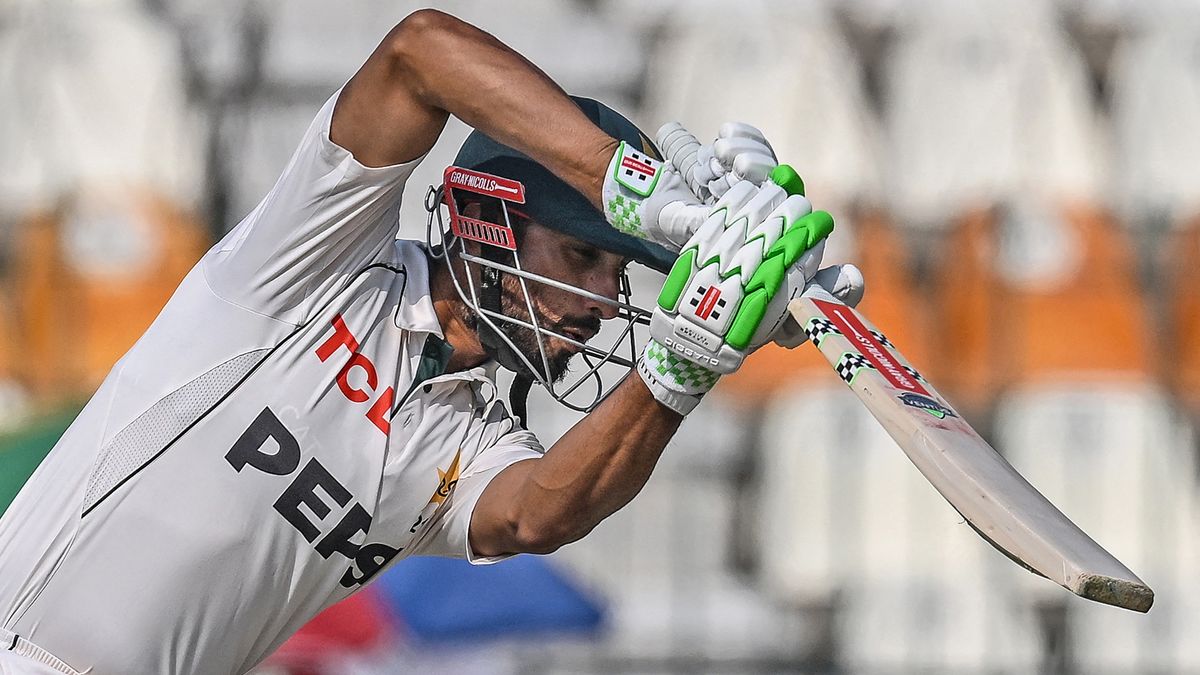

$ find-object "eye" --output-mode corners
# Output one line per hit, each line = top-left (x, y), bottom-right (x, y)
(570, 245), (600, 264)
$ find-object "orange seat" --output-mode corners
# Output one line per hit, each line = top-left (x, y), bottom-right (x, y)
(0, 280), (15, 385)
(1164, 223), (1200, 412)
(11, 191), (208, 403)
(11, 213), (75, 402)
(848, 211), (934, 375)
(1007, 204), (1151, 383)
(932, 203), (1151, 409)
(928, 207), (1003, 415)
(719, 210), (932, 408)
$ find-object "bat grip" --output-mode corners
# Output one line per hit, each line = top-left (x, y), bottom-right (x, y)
(799, 280), (841, 304)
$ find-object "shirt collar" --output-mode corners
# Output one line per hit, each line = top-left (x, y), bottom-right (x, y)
(392, 239), (445, 338)
(392, 239), (501, 382)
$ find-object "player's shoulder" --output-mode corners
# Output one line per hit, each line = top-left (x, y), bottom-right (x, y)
(379, 238), (444, 330)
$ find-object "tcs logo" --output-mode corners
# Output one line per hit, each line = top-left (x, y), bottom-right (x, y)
(316, 315), (395, 435)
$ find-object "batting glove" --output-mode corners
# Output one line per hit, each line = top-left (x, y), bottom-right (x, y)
(656, 121), (778, 202)
(655, 122), (863, 350)
(638, 168), (837, 415)
(601, 141), (710, 251)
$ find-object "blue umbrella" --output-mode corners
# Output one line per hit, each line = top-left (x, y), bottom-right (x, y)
(374, 555), (605, 643)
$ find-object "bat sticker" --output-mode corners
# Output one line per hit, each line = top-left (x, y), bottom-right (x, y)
(897, 392), (956, 419)
(812, 299), (931, 396)
(835, 352), (875, 385)
(804, 317), (841, 346)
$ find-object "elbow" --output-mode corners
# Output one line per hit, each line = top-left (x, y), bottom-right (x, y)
(508, 514), (589, 556)
(510, 520), (566, 555)
(385, 10), (465, 86)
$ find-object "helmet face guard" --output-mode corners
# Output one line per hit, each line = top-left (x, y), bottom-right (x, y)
(425, 166), (652, 414)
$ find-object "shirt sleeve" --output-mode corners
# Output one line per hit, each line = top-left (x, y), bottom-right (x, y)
(201, 88), (424, 325)
(408, 425), (546, 564)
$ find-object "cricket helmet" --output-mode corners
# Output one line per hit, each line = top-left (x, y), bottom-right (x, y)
(452, 97), (675, 272)
(425, 97), (669, 417)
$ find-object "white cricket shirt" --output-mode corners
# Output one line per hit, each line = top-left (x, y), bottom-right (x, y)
(0, 90), (543, 674)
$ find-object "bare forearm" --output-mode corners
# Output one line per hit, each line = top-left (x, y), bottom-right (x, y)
(333, 9), (615, 205)
(471, 374), (682, 556)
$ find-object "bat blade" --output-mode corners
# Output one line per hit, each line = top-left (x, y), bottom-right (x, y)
(789, 284), (1154, 613)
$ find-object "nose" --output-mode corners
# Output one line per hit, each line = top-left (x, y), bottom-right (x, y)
(583, 270), (621, 321)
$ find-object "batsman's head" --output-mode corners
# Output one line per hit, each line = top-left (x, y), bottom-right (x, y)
(426, 97), (668, 412)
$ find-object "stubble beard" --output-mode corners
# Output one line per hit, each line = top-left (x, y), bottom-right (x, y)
(455, 279), (579, 384)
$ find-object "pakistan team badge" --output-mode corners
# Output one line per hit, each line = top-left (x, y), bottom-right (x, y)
(431, 450), (462, 505)
(897, 392), (956, 419)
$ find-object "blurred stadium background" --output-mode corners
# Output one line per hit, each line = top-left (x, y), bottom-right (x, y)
(2, 0), (1200, 672)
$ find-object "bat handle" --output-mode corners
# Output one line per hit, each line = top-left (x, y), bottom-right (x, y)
(799, 279), (841, 304)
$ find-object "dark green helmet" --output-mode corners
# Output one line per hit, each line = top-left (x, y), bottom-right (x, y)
(452, 96), (675, 273)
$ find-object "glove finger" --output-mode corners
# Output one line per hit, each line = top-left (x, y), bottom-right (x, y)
(709, 179), (761, 220)
(656, 122), (697, 165)
(793, 238), (827, 286)
(729, 181), (787, 231)
(771, 315), (809, 349)
(765, 194), (815, 232)
(751, 241), (824, 351)
(656, 122), (709, 196)
(729, 152), (778, 185)
(811, 263), (865, 308)
(769, 164), (806, 197)
(717, 122), (775, 156)
(657, 201), (714, 250)
(770, 263), (864, 349)
(703, 149), (724, 179)
(714, 137), (777, 169)
(708, 177), (732, 199)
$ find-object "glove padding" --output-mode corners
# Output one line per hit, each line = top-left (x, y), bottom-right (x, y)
(638, 173), (838, 414)
(656, 120), (843, 349)
(770, 263), (865, 348)
(601, 141), (709, 250)
(657, 122), (778, 202)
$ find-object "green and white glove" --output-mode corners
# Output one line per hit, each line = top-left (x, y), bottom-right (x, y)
(601, 141), (710, 250)
(638, 167), (835, 415)
(655, 120), (865, 350)
(657, 121), (778, 202)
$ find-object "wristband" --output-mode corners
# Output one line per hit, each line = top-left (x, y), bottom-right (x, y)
(636, 338), (720, 416)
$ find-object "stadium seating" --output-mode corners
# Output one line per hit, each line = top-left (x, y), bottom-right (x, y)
(10, 192), (207, 401)
(9, 1), (1200, 672)
(640, 0), (883, 218)
(882, 0), (1106, 228)
(756, 375), (1043, 671)
(981, 190), (1200, 670)
(747, 210), (1042, 669)
(1108, 5), (1200, 227)
(0, 0), (204, 217)
(837, 578), (1041, 672)
(554, 469), (817, 665)
(1165, 225), (1200, 414)
(926, 208), (1004, 416)
(997, 386), (1200, 671)
(934, 205), (1153, 408)
(0, 0), (209, 405)
(0, 291), (30, 429)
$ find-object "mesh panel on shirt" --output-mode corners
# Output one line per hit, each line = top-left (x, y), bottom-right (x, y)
(82, 350), (270, 513)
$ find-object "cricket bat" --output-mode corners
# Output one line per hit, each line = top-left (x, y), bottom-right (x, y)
(788, 283), (1154, 613)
